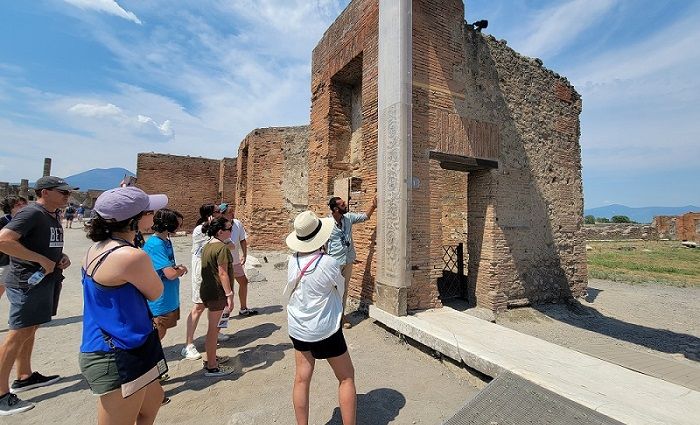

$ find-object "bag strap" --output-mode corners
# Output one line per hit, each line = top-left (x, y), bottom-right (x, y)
(288, 252), (323, 297)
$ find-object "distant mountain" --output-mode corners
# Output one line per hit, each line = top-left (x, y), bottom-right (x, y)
(584, 204), (700, 224)
(64, 168), (135, 191)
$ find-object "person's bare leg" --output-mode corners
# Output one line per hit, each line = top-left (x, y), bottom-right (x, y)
(235, 274), (250, 310)
(14, 326), (38, 380)
(185, 303), (205, 346)
(97, 387), (145, 425)
(136, 381), (164, 425)
(327, 351), (356, 425)
(205, 309), (221, 369)
(0, 327), (35, 394)
(293, 350), (315, 425)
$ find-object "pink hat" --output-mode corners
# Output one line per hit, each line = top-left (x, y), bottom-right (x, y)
(94, 187), (168, 221)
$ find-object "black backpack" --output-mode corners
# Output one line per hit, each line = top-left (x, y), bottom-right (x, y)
(0, 215), (10, 267)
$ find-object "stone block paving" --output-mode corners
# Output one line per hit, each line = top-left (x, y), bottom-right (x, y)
(444, 372), (623, 425)
(577, 342), (700, 392)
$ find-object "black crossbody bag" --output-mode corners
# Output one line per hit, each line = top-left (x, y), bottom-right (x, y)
(101, 324), (168, 398)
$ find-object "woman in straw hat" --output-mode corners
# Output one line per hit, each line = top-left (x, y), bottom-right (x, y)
(285, 211), (356, 425)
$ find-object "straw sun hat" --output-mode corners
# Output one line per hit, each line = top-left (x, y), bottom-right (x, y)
(286, 211), (334, 253)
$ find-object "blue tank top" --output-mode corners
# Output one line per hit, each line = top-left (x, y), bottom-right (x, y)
(80, 245), (155, 352)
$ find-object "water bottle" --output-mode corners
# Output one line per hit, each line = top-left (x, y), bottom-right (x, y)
(27, 270), (45, 286)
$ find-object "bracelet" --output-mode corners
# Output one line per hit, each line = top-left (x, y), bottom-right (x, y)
(225, 292), (233, 297)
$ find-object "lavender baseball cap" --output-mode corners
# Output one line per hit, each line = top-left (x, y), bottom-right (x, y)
(94, 187), (168, 221)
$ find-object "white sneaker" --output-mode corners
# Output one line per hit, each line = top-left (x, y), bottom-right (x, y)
(181, 344), (201, 360)
(217, 333), (230, 342)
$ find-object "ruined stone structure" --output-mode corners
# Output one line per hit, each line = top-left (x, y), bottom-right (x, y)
(136, 126), (308, 244)
(234, 126), (309, 250)
(653, 213), (700, 242)
(584, 224), (658, 241)
(136, 153), (236, 231)
(308, 0), (586, 314)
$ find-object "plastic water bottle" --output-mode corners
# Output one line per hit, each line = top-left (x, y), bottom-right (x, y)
(27, 270), (45, 286)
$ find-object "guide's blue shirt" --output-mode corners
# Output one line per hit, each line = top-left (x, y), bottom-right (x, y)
(326, 212), (368, 266)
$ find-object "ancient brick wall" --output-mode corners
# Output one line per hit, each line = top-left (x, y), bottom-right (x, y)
(136, 153), (221, 232)
(235, 126), (310, 250)
(309, 0), (379, 306)
(458, 32), (587, 308)
(219, 157), (237, 207)
(654, 213), (700, 242)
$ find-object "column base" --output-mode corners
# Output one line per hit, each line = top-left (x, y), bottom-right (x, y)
(374, 282), (408, 316)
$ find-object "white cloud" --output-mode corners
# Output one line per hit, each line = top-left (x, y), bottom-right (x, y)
(515, 0), (616, 58)
(68, 102), (122, 117)
(67, 101), (174, 138)
(63, 0), (142, 25)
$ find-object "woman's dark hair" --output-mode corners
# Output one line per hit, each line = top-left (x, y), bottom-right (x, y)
(201, 216), (229, 237)
(151, 208), (183, 233)
(1, 195), (28, 214)
(196, 203), (216, 226)
(85, 212), (142, 242)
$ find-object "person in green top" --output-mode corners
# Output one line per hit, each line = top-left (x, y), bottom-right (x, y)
(199, 217), (235, 377)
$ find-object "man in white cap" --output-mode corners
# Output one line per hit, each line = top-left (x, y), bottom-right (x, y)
(0, 176), (78, 415)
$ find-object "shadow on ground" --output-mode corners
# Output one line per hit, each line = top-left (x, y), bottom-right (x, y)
(532, 288), (700, 362)
(324, 388), (406, 425)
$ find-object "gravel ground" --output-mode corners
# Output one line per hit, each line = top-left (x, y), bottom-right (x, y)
(496, 278), (700, 365)
(0, 226), (481, 425)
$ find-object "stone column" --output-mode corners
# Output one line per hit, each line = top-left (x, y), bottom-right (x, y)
(19, 179), (29, 199)
(43, 158), (52, 177)
(375, 0), (412, 316)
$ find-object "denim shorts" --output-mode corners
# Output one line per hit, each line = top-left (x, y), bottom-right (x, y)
(6, 279), (61, 330)
(79, 352), (121, 396)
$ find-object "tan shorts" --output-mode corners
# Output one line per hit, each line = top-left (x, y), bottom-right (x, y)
(233, 264), (246, 278)
(153, 308), (180, 334)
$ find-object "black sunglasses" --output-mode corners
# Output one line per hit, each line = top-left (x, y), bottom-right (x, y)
(52, 189), (71, 195)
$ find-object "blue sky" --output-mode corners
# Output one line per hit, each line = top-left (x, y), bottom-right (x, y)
(0, 0), (698, 208)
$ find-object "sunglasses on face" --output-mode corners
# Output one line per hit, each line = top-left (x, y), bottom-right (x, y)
(52, 189), (71, 195)
(223, 226), (233, 231)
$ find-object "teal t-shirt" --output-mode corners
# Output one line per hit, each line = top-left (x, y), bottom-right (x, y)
(143, 235), (180, 316)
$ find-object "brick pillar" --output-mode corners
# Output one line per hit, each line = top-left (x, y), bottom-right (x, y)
(467, 170), (506, 312)
(375, 0), (412, 316)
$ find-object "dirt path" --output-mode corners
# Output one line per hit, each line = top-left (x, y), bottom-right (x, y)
(0, 226), (481, 424)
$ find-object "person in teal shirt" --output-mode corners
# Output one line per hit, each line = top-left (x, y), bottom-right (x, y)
(143, 208), (187, 340)
(326, 195), (376, 328)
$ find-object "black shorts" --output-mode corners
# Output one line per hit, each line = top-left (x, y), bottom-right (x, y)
(6, 279), (62, 329)
(289, 327), (347, 359)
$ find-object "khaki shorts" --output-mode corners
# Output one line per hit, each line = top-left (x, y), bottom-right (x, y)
(79, 352), (121, 396)
(153, 308), (180, 335)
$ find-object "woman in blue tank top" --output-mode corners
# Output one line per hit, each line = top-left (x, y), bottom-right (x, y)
(79, 186), (168, 425)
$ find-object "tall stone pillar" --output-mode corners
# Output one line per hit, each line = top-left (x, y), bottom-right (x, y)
(375, 0), (412, 316)
(19, 179), (29, 199)
(43, 158), (52, 177)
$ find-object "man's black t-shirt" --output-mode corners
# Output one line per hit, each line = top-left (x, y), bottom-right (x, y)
(4, 203), (64, 288)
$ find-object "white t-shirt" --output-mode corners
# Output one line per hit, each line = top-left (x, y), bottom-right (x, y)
(286, 251), (344, 342)
(191, 224), (208, 258)
(229, 218), (247, 265)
